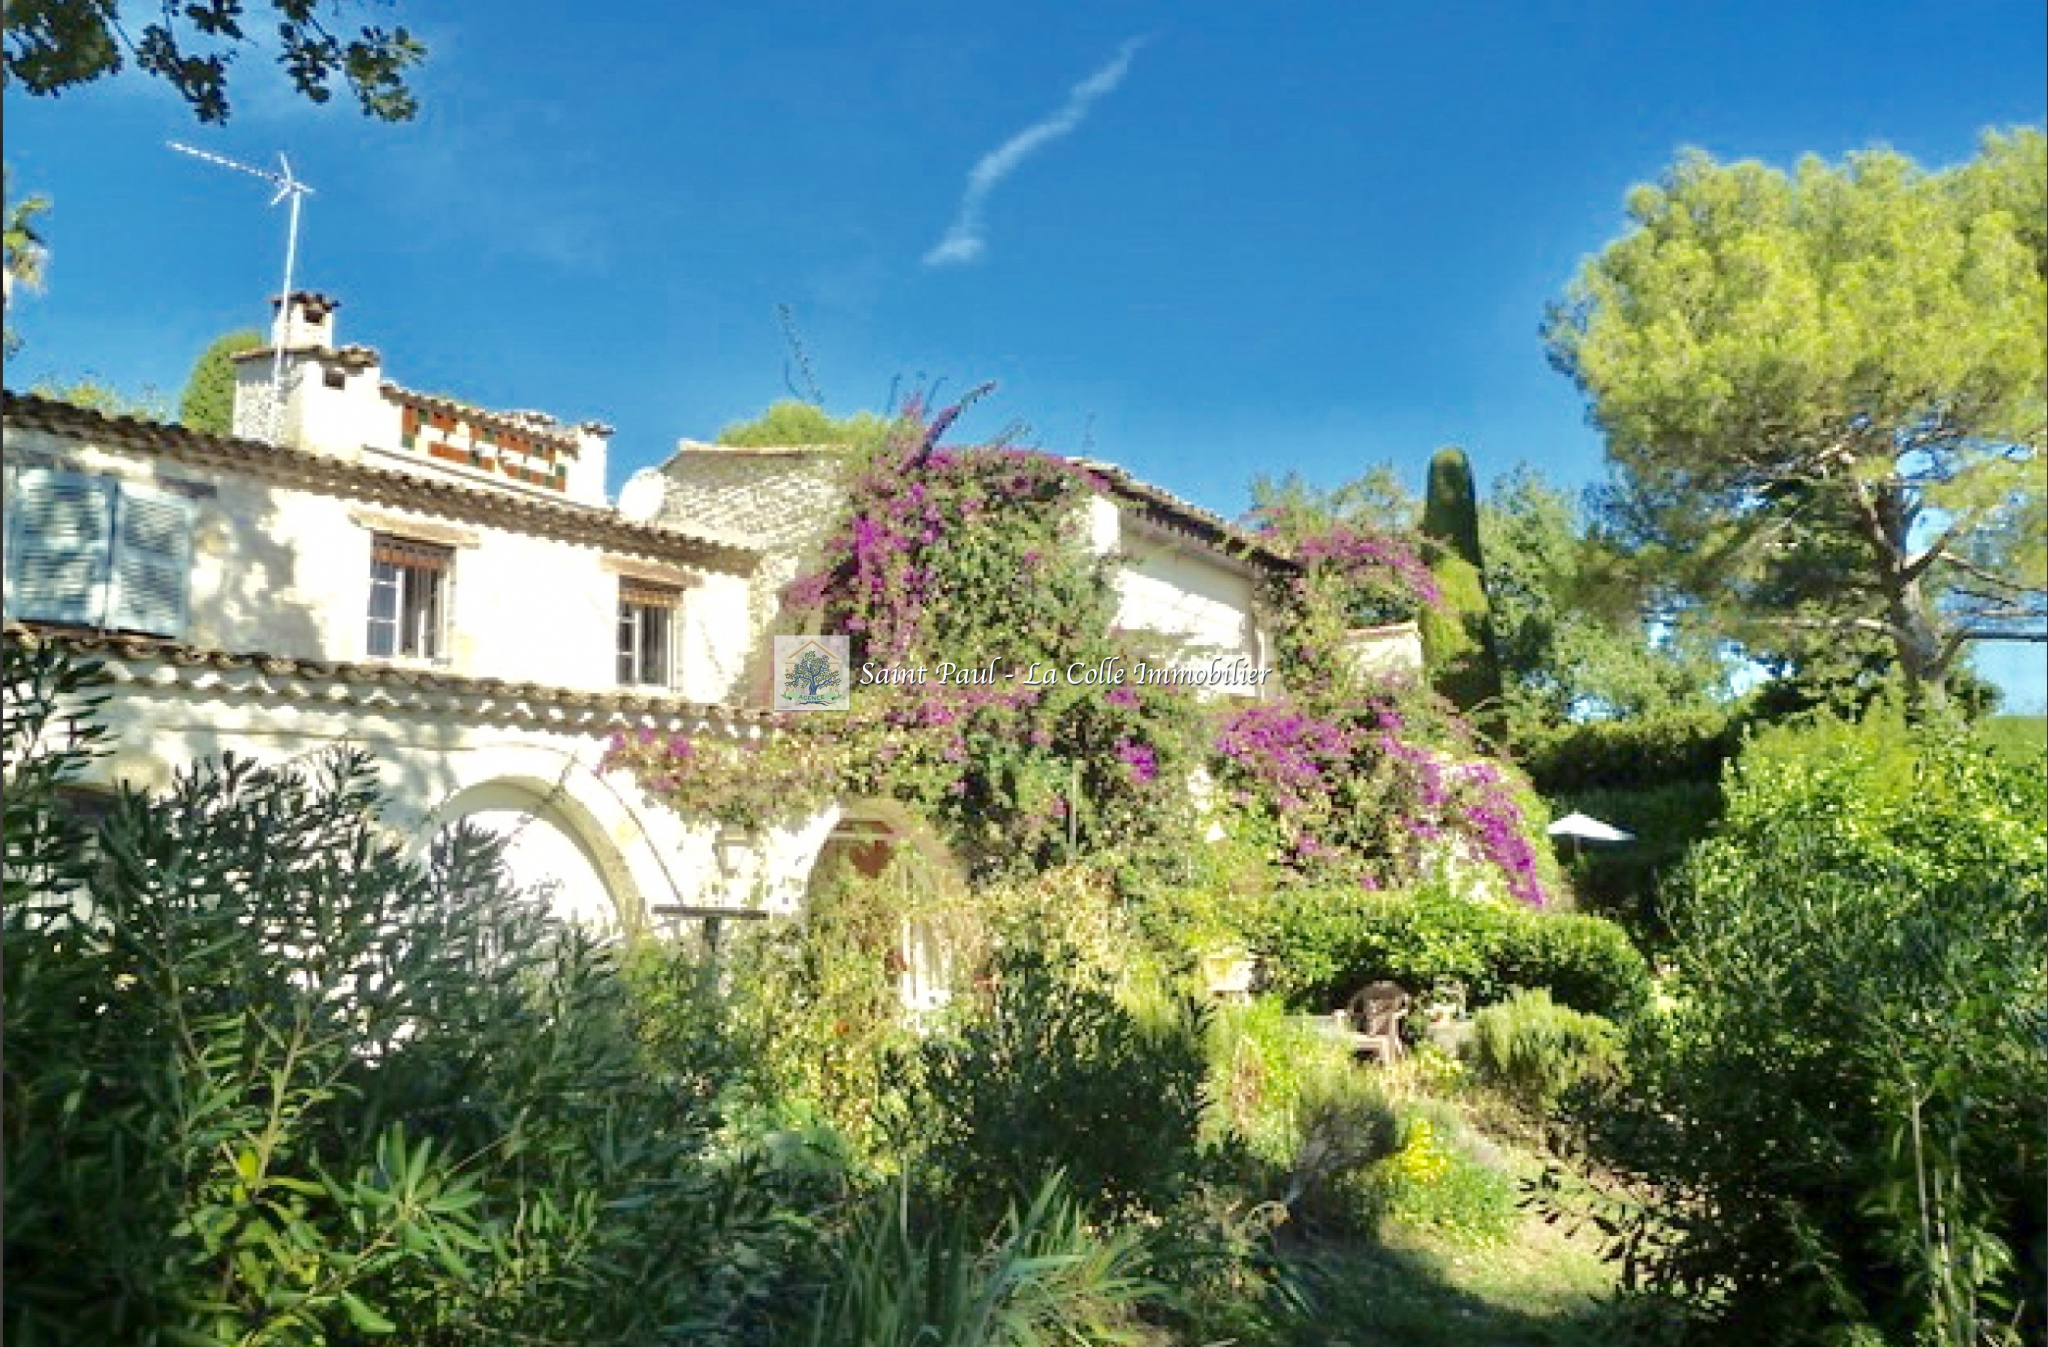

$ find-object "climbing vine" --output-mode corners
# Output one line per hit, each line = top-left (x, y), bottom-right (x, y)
(605, 404), (1205, 880)
(1230, 510), (1555, 906)
(605, 400), (1554, 907)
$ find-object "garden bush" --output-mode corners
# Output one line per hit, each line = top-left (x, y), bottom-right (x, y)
(1203, 999), (1399, 1234)
(1491, 908), (1651, 1017)
(914, 941), (1209, 1224)
(800, 1173), (1171, 1347)
(1557, 705), (2047, 1344)
(2, 643), (836, 1346)
(1205, 998), (1357, 1166)
(1515, 708), (1738, 793)
(1466, 988), (1621, 1119)
(1282, 1067), (1402, 1237)
(1251, 883), (1648, 1019)
(700, 856), (934, 1156)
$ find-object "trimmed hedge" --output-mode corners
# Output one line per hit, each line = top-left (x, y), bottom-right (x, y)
(1250, 885), (1649, 1018)
(1515, 709), (1738, 794)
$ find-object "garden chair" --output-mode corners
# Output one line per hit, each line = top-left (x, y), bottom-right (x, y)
(1344, 981), (1410, 1064)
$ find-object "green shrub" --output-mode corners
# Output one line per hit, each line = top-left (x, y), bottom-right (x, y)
(1283, 1067), (1402, 1236)
(1205, 998), (1354, 1166)
(1516, 708), (1738, 793)
(1467, 989), (1621, 1118)
(1147, 1187), (1302, 1347)
(1251, 885), (1493, 1009)
(691, 849), (974, 1161)
(1492, 909), (1651, 1017)
(803, 1173), (1169, 1347)
(915, 942), (1209, 1223)
(2, 642), (834, 1346)
(1252, 884), (1648, 1018)
(1201, 999), (1400, 1235)
(1561, 706), (2048, 1343)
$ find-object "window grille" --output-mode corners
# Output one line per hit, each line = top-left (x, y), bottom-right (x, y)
(617, 580), (681, 688)
(367, 534), (454, 661)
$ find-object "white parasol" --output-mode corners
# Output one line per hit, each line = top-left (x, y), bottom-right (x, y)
(1547, 812), (1635, 844)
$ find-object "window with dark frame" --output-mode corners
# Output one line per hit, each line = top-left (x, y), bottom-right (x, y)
(617, 579), (680, 688)
(367, 535), (453, 661)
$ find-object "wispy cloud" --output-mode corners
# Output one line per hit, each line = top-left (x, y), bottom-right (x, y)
(923, 37), (1146, 269)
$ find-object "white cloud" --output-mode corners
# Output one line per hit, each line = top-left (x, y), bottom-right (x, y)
(923, 37), (1146, 269)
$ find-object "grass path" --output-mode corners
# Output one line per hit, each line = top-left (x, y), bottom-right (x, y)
(1291, 1210), (1622, 1347)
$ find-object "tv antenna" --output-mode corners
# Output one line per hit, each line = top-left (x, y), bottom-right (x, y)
(168, 141), (315, 441)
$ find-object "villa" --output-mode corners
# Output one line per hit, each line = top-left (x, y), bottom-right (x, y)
(2, 292), (1414, 951)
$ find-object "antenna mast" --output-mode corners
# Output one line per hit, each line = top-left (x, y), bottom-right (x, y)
(168, 142), (315, 441)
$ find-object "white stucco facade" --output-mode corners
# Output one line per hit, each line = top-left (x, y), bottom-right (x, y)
(653, 442), (1291, 694)
(1104, 517), (1269, 673)
(0, 426), (754, 706)
(2, 296), (796, 934)
(5, 296), (1419, 945)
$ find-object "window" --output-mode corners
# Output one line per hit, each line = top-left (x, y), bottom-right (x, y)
(2, 468), (195, 637)
(617, 579), (680, 688)
(367, 535), (452, 661)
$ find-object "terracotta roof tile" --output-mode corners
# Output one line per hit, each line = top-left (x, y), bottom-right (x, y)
(2, 391), (758, 574)
(4, 622), (776, 733)
(652, 440), (1296, 574)
(1062, 456), (1294, 574)
(382, 382), (587, 452)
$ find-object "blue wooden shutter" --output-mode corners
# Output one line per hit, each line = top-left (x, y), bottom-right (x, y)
(2, 469), (116, 626)
(107, 484), (196, 637)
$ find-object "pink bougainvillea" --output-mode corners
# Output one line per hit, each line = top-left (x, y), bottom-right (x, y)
(607, 396), (1553, 904)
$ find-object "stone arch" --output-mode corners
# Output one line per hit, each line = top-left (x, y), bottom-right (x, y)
(420, 740), (676, 934)
(433, 777), (629, 930)
(802, 797), (964, 906)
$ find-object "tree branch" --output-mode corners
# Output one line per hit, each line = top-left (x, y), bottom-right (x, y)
(1747, 613), (1899, 638)
(1954, 628), (2048, 643)
(1935, 551), (2040, 599)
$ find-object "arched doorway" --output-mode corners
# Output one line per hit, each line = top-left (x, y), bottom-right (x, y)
(804, 800), (967, 1016)
(434, 778), (629, 932)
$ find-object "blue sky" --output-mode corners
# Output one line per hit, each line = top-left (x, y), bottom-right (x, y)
(6, 0), (2044, 708)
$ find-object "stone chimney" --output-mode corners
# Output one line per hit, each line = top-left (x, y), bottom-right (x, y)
(271, 291), (338, 350)
(232, 292), (381, 449)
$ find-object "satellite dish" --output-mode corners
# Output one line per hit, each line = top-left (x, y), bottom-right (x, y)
(615, 468), (667, 523)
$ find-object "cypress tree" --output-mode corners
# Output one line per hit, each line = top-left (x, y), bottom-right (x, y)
(178, 329), (263, 434)
(1418, 446), (1505, 735)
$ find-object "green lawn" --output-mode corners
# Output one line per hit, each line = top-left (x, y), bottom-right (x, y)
(1275, 1108), (1626, 1347)
(1290, 1213), (1622, 1347)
